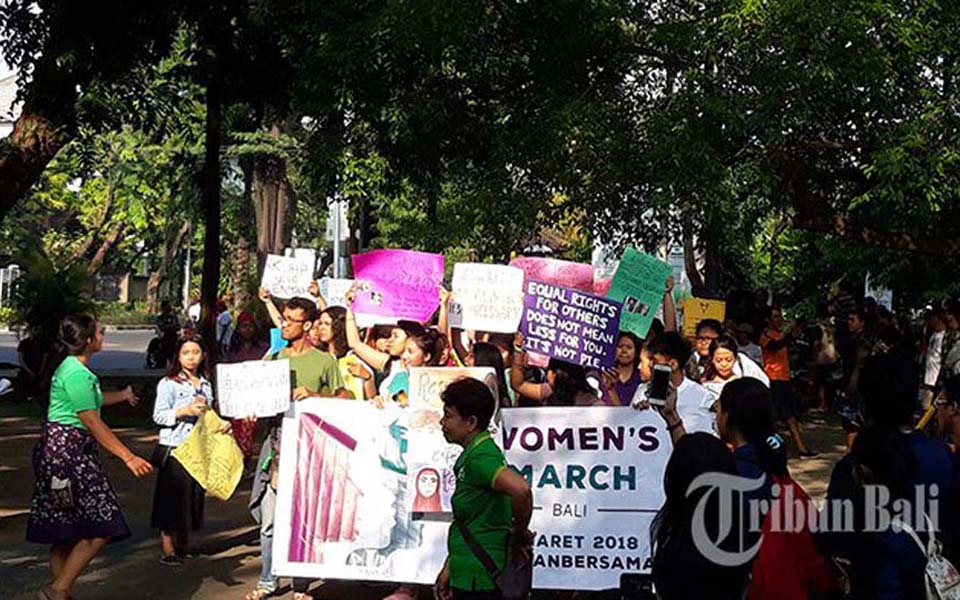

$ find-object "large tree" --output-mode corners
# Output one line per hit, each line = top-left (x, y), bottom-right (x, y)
(595, 0), (960, 297)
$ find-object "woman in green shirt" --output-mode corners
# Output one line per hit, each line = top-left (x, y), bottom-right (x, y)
(26, 315), (153, 600)
(436, 378), (533, 600)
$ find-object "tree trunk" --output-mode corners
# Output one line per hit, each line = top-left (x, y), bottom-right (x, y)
(69, 182), (115, 262)
(231, 157), (255, 310)
(0, 60), (78, 222)
(199, 74), (222, 362)
(252, 125), (294, 272)
(86, 221), (127, 277)
(682, 213), (705, 297)
(146, 220), (191, 313)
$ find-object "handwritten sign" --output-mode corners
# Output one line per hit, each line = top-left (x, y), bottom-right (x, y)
(521, 280), (622, 369)
(502, 407), (670, 589)
(606, 249), (672, 338)
(406, 367), (498, 516)
(216, 359), (292, 418)
(408, 367), (498, 411)
(261, 254), (315, 299)
(448, 263), (524, 333)
(682, 297), (727, 339)
(320, 278), (355, 308)
(171, 410), (244, 500)
(351, 250), (444, 322)
(509, 256), (595, 293)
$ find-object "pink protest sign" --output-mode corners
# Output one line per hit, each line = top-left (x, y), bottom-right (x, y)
(509, 256), (594, 293)
(350, 249), (444, 322)
(593, 277), (613, 296)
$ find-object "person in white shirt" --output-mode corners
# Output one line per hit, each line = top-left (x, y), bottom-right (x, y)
(632, 331), (716, 440)
(734, 323), (764, 368)
(924, 308), (948, 408)
(702, 334), (770, 400)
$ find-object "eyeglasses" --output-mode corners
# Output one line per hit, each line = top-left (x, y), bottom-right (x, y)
(697, 335), (718, 342)
(282, 316), (310, 325)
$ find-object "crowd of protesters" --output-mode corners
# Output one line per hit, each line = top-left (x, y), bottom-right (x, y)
(20, 265), (960, 599)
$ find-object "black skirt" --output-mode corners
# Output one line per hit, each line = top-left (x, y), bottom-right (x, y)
(150, 445), (205, 533)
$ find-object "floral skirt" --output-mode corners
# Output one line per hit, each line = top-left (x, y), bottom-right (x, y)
(230, 418), (257, 457)
(26, 421), (131, 544)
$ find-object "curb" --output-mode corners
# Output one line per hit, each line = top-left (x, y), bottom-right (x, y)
(0, 325), (156, 334)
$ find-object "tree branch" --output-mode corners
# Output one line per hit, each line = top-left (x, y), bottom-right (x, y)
(86, 221), (127, 277)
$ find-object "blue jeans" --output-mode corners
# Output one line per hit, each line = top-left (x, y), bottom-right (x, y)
(259, 485), (277, 591)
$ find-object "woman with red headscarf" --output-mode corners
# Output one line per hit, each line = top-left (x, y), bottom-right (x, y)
(412, 467), (443, 513)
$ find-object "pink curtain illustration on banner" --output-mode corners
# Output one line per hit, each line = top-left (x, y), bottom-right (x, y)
(288, 414), (361, 563)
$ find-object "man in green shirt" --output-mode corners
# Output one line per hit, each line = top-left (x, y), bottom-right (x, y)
(436, 378), (533, 599)
(249, 296), (344, 600)
(270, 297), (344, 399)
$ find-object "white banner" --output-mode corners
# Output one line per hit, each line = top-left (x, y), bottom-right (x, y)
(215, 360), (291, 418)
(449, 263), (525, 333)
(261, 254), (315, 300)
(273, 399), (456, 584)
(502, 407), (670, 590)
(273, 403), (670, 590)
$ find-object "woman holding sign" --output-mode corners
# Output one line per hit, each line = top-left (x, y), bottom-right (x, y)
(600, 332), (644, 406)
(26, 315), (153, 600)
(344, 286), (431, 400)
(151, 334), (216, 565)
(436, 378), (533, 600)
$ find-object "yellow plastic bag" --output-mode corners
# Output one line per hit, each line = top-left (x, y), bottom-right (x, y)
(172, 410), (244, 501)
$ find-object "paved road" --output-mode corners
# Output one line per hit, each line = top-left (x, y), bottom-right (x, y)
(0, 330), (154, 371)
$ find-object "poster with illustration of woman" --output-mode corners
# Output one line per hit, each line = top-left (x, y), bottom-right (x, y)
(407, 465), (456, 514)
(411, 467), (442, 512)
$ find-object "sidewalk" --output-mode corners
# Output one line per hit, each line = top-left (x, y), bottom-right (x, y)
(0, 410), (847, 599)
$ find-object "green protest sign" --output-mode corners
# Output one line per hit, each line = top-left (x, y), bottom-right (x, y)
(605, 249), (671, 338)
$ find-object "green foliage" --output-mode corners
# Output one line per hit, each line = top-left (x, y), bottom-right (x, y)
(12, 253), (96, 345)
(94, 302), (156, 326)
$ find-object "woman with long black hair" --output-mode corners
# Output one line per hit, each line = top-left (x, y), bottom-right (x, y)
(715, 378), (786, 506)
(650, 433), (749, 599)
(151, 335), (215, 565)
(26, 315), (153, 600)
(314, 306), (376, 400)
(600, 332), (642, 406)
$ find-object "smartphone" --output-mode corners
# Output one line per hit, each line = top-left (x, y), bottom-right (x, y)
(648, 364), (671, 407)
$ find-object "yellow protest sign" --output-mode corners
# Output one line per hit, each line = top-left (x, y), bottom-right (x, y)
(172, 410), (244, 501)
(682, 297), (727, 339)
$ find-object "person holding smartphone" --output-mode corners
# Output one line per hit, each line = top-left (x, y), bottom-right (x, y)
(631, 332), (716, 441)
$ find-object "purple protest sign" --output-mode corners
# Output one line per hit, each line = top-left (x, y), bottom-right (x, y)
(520, 279), (622, 370)
(350, 249), (445, 322)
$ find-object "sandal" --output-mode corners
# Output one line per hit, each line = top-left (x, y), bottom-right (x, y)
(243, 587), (275, 600)
(159, 554), (183, 567)
(38, 586), (68, 600)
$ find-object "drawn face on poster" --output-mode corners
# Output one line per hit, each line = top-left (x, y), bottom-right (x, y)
(409, 466), (442, 512)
